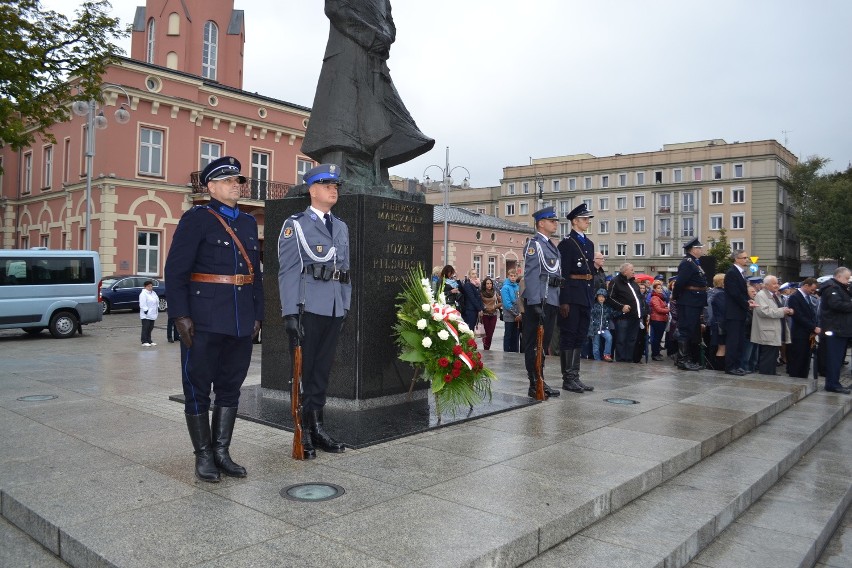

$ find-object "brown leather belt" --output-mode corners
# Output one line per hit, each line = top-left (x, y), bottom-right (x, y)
(569, 274), (593, 281)
(684, 285), (707, 291)
(191, 273), (254, 285)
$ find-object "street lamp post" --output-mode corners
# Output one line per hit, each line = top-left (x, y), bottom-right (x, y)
(423, 146), (471, 267)
(71, 84), (132, 250)
(535, 173), (545, 210)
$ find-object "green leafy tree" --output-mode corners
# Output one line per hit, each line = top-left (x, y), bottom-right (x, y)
(0, 0), (127, 153)
(783, 158), (852, 274)
(707, 227), (733, 274)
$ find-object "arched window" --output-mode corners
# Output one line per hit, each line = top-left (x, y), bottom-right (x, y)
(166, 52), (178, 69)
(167, 12), (180, 35)
(202, 21), (218, 80)
(146, 18), (155, 63)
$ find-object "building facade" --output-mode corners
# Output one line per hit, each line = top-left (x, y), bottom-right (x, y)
(497, 140), (800, 280)
(0, 0), (311, 276)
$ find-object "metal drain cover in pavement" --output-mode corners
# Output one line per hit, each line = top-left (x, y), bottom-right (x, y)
(281, 483), (345, 502)
(16, 395), (59, 402)
(604, 397), (639, 405)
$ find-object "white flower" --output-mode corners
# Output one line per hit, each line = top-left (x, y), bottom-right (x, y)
(432, 313), (443, 321)
(458, 322), (471, 334)
(421, 278), (431, 288)
(416, 319), (428, 330)
(437, 330), (449, 341)
(438, 293), (446, 303)
(448, 312), (460, 322)
(421, 303), (431, 312)
(422, 337), (433, 348)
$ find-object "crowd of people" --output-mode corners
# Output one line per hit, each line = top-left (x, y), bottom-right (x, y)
(433, 209), (852, 401)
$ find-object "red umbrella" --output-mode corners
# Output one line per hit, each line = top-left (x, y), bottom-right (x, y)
(634, 273), (654, 282)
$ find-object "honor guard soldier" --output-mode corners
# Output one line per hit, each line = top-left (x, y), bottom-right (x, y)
(278, 164), (350, 458)
(164, 156), (263, 483)
(672, 237), (707, 371)
(522, 206), (563, 399)
(557, 203), (596, 393)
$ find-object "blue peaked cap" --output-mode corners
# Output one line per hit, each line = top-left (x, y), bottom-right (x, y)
(303, 163), (342, 186)
(532, 206), (558, 221)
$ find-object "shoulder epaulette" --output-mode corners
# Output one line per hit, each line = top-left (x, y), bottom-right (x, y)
(290, 212), (305, 219)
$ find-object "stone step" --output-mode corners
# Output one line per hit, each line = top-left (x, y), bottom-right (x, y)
(687, 409), (852, 568)
(525, 390), (852, 568)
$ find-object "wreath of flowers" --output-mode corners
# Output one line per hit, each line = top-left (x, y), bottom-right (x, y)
(393, 266), (494, 416)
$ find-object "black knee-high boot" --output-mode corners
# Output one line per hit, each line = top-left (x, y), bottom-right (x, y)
(185, 412), (220, 482)
(211, 406), (247, 477)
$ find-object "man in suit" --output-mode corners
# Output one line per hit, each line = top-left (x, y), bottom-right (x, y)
(751, 275), (793, 375)
(557, 203), (597, 393)
(522, 206), (563, 399)
(165, 156), (263, 482)
(278, 164), (351, 458)
(672, 238), (708, 371)
(723, 249), (757, 375)
(787, 278), (820, 378)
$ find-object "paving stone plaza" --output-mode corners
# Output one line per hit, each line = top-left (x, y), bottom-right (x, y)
(1, 313), (850, 567)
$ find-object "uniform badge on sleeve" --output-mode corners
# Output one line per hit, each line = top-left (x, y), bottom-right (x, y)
(282, 226), (293, 239)
(527, 247), (535, 256)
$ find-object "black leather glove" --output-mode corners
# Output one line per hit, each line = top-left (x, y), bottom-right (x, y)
(174, 317), (194, 348)
(252, 320), (261, 338)
(284, 315), (304, 342)
(531, 304), (544, 319)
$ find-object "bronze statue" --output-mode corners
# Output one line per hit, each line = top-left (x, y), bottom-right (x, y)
(302, 1), (435, 189)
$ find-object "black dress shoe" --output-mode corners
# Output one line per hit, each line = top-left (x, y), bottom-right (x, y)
(825, 386), (852, 394)
(575, 378), (594, 391)
(528, 385), (550, 399)
(725, 369), (747, 376)
(562, 379), (584, 393)
(543, 382), (561, 397)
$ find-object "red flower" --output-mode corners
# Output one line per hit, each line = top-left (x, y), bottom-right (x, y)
(453, 359), (462, 370)
(476, 352), (482, 360)
(451, 368), (461, 378)
(438, 357), (450, 368)
(467, 338), (476, 347)
(444, 374), (452, 382)
(452, 345), (463, 355)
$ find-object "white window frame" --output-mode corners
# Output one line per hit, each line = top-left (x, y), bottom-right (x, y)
(473, 255), (482, 276)
(584, 176), (592, 190)
(599, 243), (609, 256)
(634, 242), (645, 257)
(505, 202), (515, 216)
(659, 218), (671, 237)
(673, 168), (683, 183)
(599, 220), (609, 234)
(251, 150), (270, 182)
(693, 166), (703, 182)
(146, 18), (155, 64)
(139, 127), (164, 176)
(712, 164), (723, 180)
(733, 163), (744, 178)
(616, 196), (627, 210)
(599, 197), (609, 211)
(297, 158), (313, 183)
(23, 152), (32, 193)
(568, 178), (576, 191)
(710, 188), (723, 205)
(559, 199), (572, 217)
(522, 182), (530, 194)
(559, 222), (570, 237)
(199, 140), (222, 170)
(636, 171), (645, 185)
(731, 213), (745, 230)
(681, 191), (695, 212)
(508, 183), (515, 195)
(731, 187), (745, 204)
(202, 21), (218, 80)
(616, 243), (627, 257)
(552, 179), (560, 192)
(633, 193), (645, 209)
(618, 173), (627, 187)
(731, 240), (745, 252)
(660, 242), (671, 256)
(487, 256), (496, 277)
(42, 145), (53, 189)
(136, 230), (161, 276)
(654, 170), (663, 184)
(582, 198), (592, 210)
(633, 218), (645, 233)
(601, 175), (609, 188)
(682, 217), (695, 237)
(710, 215), (723, 230)
(616, 219), (627, 233)
(519, 202), (529, 215)
(658, 193), (671, 213)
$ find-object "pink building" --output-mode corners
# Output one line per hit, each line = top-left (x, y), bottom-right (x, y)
(0, 0), (311, 275)
(434, 206), (534, 279)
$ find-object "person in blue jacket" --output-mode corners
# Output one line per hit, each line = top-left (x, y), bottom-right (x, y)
(165, 156), (263, 482)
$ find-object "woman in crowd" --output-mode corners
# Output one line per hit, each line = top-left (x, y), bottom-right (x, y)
(138, 280), (160, 347)
(632, 281), (651, 363)
(707, 273), (727, 370)
(588, 288), (614, 361)
(460, 269), (484, 332)
(649, 280), (670, 361)
(440, 265), (462, 307)
(666, 279), (679, 360)
(480, 277), (501, 350)
(501, 269), (521, 352)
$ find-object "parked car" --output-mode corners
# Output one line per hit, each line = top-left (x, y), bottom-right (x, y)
(100, 275), (167, 314)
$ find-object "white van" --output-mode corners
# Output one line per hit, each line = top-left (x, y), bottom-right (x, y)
(0, 249), (103, 338)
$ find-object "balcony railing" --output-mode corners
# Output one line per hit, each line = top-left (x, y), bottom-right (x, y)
(658, 206), (670, 213)
(658, 230), (671, 237)
(190, 171), (293, 201)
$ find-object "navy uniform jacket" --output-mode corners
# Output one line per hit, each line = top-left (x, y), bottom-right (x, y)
(522, 232), (561, 307)
(558, 230), (595, 307)
(278, 207), (351, 317)
(672, 254), (708, 308)
(723, 265), (750, 320)
(164, 199), (264, 337)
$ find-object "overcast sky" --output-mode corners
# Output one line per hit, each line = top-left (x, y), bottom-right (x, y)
(45, 0), (852, 186)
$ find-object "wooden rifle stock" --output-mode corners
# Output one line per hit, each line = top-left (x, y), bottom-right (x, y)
(291, 343), (304, 460)
(535, 324), (546, 401)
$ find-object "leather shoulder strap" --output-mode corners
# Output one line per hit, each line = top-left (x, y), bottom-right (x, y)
(207, 209), (254, 276)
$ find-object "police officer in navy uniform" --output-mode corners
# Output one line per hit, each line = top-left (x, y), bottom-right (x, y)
(164, 156), (263, 482)
(557, 203), (596, 393)
(671, 238), (707, 371)
(278, 164), (350, 458)
(522, 206), (562, 399)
